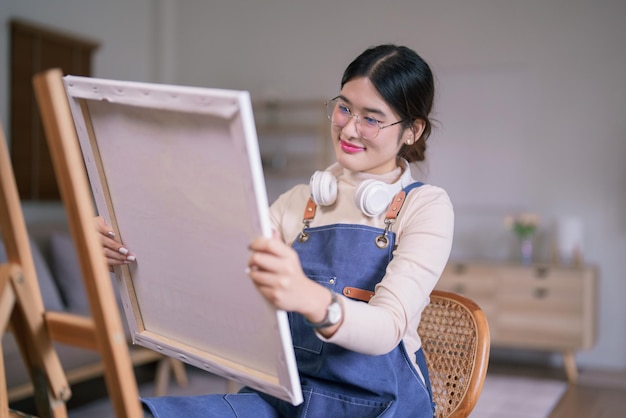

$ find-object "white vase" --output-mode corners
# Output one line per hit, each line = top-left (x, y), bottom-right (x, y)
(520, 237), (533, 265)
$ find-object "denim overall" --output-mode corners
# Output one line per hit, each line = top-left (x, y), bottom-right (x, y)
(142, 182), (434, 418)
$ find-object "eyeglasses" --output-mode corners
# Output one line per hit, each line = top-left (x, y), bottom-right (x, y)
(324, 97), (404, 140)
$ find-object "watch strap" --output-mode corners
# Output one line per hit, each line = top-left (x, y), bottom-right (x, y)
(305, 290), (340, 329)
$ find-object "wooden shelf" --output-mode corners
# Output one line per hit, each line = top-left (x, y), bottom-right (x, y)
(253, 99), (332, 179)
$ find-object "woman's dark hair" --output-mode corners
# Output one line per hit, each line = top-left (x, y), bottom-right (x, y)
(341, 44), (435, 162)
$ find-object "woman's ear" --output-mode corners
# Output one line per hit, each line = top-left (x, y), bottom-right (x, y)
(410, 119), (426, 142)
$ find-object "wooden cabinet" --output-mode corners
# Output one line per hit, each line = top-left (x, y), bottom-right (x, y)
(9, 19), (99, 200)
(436, 261), (598, 382)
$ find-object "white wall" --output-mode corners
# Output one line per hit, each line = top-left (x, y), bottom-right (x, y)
(174, 0), (626, 371)
(0, 0), (158, 132)
(2, 0), (625, 371)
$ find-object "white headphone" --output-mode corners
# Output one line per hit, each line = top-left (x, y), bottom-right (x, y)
(309, 159), (413, 217)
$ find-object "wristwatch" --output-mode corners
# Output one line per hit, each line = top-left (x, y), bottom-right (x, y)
(306, 291), (342, 329)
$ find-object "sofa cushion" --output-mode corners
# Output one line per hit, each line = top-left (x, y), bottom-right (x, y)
(0, 235), (65, 312)
(49, 232), (122, 315)
(2, 332), (103, 390)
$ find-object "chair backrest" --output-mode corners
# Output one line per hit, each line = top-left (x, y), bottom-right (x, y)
(418, 289), (490, 418)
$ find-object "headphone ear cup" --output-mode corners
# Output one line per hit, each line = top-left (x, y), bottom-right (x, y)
(310, 170), (338, 206)
(354, 180), (393, 217)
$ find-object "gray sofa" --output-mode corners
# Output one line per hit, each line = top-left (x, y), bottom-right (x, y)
(2, 221), (164, 402)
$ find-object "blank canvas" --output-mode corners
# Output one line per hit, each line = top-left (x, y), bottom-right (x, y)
(63, 75), (302, 405)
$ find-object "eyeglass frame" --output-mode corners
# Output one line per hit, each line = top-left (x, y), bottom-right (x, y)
(324, 96), (405, 140)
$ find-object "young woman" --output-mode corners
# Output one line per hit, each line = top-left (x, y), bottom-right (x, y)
(98, 44), (454, 418)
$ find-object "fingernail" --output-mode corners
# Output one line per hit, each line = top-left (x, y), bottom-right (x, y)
(107, 231), (116, 238)
(118, 247), (129, 255)
(126, 255), (136, 262)
(245, 267), (251, 274)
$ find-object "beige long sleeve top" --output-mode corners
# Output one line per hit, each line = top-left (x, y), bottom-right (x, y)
(269, 163), (454, 366)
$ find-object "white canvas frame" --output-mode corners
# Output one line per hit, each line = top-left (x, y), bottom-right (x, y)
(63, 75), (302, 405)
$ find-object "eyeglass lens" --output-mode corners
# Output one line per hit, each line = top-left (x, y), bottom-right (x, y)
(325, 99), (381, 140)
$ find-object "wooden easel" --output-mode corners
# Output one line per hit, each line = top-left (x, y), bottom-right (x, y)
(0, 124), (69, 417)
(27, 68), (145, 417)
(1, 67), (192, 416)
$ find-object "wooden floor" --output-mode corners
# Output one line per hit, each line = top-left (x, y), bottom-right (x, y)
(549, 384), (625, 418)
(548, 369), (626, 418)
(10, 360), (626, 417)
(489, 361), (626, 418)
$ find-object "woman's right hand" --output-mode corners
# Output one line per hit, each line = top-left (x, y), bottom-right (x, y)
(94, 216), (136, 266)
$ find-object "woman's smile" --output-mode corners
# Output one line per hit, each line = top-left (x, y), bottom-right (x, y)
(339, 139), (365, 154)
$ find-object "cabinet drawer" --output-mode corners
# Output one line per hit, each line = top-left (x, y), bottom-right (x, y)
(502, 265), (587, 282)
(496, 313), (584, 349)
(499, 278), (582, 309)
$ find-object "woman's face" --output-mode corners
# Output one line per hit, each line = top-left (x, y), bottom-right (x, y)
(330, 77), (409, 174)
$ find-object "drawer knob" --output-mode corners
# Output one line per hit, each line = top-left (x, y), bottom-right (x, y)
(535, 266), (549, 278)
(534, 287), (548, 299)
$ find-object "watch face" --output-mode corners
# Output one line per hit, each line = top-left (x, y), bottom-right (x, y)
(328, 302), (342, 324)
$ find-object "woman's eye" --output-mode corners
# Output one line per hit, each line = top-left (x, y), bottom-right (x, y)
(363, 116), (379, 127)
(338, 104), (351, 114)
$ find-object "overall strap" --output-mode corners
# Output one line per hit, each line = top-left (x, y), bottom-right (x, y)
(346, 181), (427, 300)
(298, 182), (425, 244)
(297, 198), (317, 242)
(376, 182), (423, 249)
(403, 181), (424, 194)
(383, 182), (424, 222)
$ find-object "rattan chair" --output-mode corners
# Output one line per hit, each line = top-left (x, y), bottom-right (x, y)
(418, 289), (490, 418)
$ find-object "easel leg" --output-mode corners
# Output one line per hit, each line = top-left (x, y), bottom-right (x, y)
(170, 359), (188, 387)
(1, 358), (6, 418)
(10, 310), (67, 418)
(227, 380), (240, 394)
(2, 276), (70, 418)
(1, 116), (69, 417)
(33, 67), (143, 418)
(1, 268), (68, 418)
(153, 357), (171, 397)
(1, 260), (16, 418)
(153, 357), (189, 397)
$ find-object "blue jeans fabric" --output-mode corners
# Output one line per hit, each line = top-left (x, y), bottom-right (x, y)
(143, 348), (433, 418)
